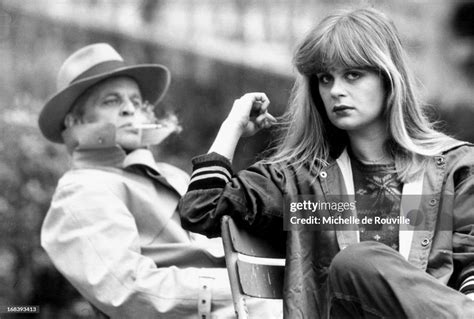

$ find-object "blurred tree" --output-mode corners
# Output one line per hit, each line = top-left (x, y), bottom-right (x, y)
(140, 0), (164, 24)
(450, 2), (474, 83)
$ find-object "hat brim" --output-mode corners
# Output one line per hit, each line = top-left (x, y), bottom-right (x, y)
(39, 64), (170, 144)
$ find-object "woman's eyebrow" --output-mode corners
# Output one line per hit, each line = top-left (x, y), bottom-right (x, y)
(315, 70), (329, 75)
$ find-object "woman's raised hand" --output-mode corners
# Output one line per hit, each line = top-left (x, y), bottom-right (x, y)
(208, 92), (276, 162)
(224, 92), (276, 137)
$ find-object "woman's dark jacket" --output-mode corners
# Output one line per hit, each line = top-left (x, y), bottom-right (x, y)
(178, 142), (474, 318)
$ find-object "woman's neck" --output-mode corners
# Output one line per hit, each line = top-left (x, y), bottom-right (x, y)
(348, 123), (392, 164)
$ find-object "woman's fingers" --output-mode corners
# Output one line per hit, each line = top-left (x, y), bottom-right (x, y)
(256, 93), (270, 113)
(238, 92), (269, 116)
(248, 93), (270, 117)
(226, 92), (274, 137)
(264, 112), (277, 123)
(255, 112), (277, 129)
(229, 93), (265, 119)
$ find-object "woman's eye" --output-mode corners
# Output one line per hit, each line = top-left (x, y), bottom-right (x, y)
(318, 74), (332, 84)
(346, 72), (361, 81)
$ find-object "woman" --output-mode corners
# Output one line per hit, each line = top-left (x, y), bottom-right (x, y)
(178, 8), (474, 318)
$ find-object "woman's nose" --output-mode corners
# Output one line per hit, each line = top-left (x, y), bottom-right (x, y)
(330, 77), (346, 98)
(119, 100), (135, 116)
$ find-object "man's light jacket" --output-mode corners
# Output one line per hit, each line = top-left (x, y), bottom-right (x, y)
(41, 124), (248, 318)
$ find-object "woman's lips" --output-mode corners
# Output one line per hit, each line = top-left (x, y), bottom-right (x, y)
(333, 105), (355, 112)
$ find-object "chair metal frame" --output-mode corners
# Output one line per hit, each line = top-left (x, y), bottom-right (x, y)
(221, 215), (285, 319)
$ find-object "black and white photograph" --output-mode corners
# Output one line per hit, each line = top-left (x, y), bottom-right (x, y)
(0, 0), (473, 318)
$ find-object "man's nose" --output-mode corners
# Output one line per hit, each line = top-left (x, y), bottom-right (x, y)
(119, 100), (135, 116)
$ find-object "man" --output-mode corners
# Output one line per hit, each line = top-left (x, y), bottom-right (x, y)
(38, 43), (279, 318)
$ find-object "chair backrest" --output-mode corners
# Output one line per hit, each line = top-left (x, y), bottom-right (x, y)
(221, 215), (285, 319)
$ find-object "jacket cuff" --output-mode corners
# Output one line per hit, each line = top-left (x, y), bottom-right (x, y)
(458, 262), (474, 294)
(188, 153), (233, 191)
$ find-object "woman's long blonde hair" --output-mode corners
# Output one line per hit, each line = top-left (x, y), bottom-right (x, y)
(265, 7), (454, 182)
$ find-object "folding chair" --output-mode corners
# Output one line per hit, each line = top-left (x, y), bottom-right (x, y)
(221, 215), (285, 319)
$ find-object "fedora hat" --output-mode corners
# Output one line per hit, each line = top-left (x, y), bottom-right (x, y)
(38, 43), (170, 143)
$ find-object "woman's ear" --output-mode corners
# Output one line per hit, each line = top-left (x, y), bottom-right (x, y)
(64, 113), (82, 129)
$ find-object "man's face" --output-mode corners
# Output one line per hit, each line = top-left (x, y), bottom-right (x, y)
(80, 76), (153, 150)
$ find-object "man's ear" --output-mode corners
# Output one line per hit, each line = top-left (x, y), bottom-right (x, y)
(64, 113), (82, 129)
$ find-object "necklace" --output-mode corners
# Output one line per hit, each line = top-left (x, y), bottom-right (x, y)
(355, 153), (392, 165)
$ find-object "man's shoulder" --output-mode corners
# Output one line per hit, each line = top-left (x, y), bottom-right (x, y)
(153, 162), (190, 196)
(155, 162), (190, 182)
(57, 166), (125, 190)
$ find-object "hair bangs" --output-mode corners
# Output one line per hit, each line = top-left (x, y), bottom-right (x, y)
(320, 27), (378, 74)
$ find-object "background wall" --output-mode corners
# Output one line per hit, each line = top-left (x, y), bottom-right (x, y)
(0, 0), (472, 317)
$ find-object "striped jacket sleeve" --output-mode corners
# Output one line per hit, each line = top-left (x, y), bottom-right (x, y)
(188, 155), (233, 191)
(458, 272), (474, 295)
(178, 152), (286, 239)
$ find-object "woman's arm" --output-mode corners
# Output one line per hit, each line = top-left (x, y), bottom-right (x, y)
(179, 153), (286, 239)
(178, 93), (283, 239)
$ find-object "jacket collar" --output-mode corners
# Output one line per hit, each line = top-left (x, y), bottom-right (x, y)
(63, 122), (117, 154)
(63, 122), (160, 172)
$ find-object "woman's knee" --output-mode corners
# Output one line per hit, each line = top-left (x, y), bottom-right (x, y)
(329, 241), (393, 278)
